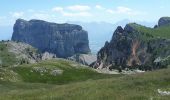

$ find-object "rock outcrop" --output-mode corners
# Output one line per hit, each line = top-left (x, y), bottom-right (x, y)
(0, 41), (41, 66)
(0, 41), (59, 67)
(68, 54), (97, 66)
(158, 17), (170, 27)
(95, 17), (170, 71)
(12, 19), (90, 58)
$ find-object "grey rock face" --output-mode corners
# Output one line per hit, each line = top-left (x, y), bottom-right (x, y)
(12, 19), (90, 58)
(68, 54), (97, 66)
(158, 17), (170, 27)
(41, 52), (56, 60)
(6, 41), (41, 64)
(96, 22), (170, 71)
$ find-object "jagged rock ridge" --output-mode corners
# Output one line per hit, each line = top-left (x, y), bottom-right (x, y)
(95, 17), (170, 71)
(12, 19), (90, 58)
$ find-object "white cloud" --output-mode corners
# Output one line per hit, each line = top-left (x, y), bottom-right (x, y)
(95, 5), (105, 10)
(52, 7), (63, 12)
(67, 5), (91, 11)
(62, 12), (92, 17)
(10, 12), (24, 18)
(106, 9), (114, 14)
(52, 5), (92, 17)
(106, 6), (145, 16)
(116, 6), (132, 13)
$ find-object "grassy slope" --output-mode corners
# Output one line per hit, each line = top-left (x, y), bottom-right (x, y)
(128, 23), (170, 40)
(0, 68), (170, 100)
(0, 24), (170, 100)
(0, 42), (18, 67)
(9, 59), (117, 84)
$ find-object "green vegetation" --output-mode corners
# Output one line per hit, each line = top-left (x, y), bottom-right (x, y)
(0, 22), (170, 100)
(0, 42), (18, 67)
(0, 67), (170, 100)
(10, 60), (117, 84)
(128, 23), (170, 40)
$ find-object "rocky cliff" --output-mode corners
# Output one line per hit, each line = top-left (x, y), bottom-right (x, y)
(158, 17), (170, 27)
(12, 19), (90, 58)
(95, 17), (170, 71)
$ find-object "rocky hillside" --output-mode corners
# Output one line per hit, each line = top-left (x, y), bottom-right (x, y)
(95, 17), (170, 71)
(68, 54), (97, 66)
(0, 41), (40, 67)
(12, 19), (90, 58)
(0, 41), (56, 67)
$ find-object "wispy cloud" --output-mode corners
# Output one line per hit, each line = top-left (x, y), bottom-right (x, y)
(52, 7), (64, 12)
(116, 6), (132, 14)
(106, 6), (146, 16)
(62, 12), (92, 17)
(5, 5), (147, 25)
(10, 12), (24, 18)
(52, 5), (92, 17)
(95, 5), (105, 10)
(106, 9), (114, 14)
(67, 5), (91, 11)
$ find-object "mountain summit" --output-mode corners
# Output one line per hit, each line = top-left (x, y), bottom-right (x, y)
(11, 19), (90, 58)
(95, 17), (170, 71)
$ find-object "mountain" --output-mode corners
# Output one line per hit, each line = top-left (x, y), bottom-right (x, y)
(68, 21), (115, 54)
(158, 17), (170, 27)
(69, 20), (155, 54)
(11, 19), (90, 58)
(0, 18), (170, 100)
(0, 20), (155, 54)
(95, 17), (170, 71)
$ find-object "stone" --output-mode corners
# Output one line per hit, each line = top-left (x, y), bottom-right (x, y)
(50, 69), (63, 76)
(158, 17), (170, 27)
(41, 52), (56, 60)
(95, 18), (170, 71)
(68, 54), (97, 66)
(158, 89), (170, 96)
(12, 19), (90, 58)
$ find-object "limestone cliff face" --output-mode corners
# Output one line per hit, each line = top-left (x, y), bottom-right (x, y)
(12, 19), (90, 58)
(96, 17), (170, 71)
(158, 17), (170, 27)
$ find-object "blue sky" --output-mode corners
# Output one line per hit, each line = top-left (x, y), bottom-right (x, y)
(0, 0), (169, 40)
(0, 0), (170, 27)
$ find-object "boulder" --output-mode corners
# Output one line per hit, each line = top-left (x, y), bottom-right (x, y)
(41, 52), (56, 60)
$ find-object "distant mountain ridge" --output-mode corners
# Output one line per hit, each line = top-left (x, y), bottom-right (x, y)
(0, 20), (155, 54)
(69, 20), (155, 54)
